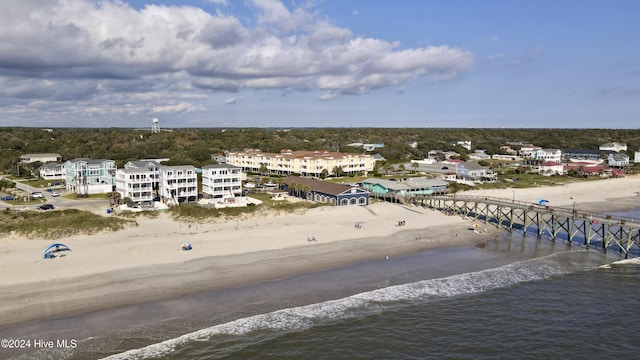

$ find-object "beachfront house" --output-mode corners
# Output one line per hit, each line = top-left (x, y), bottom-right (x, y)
(226, 149), (375, 177)
(124, 160), (162, 191)
(201, 164), (243, 198)
(283, 176), (369, 206)
(115, 168), (154, 205)
(532, 149), (562, 163)
(538, 161), (564, 176)
(65, 158), (117, 195)
(362, 177), (449, 198)
(39, 162), (65, 181)
(518, 145), (542, 158)
(20, 153), (62, 164)
(158, 165), (198, 205)
(456, 162), (497, 183)
(608, 153), (630, 168)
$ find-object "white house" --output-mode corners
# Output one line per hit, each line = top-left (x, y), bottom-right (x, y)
(635, 151), (640, 163)
(599, 142), (627, 152)
(468, 150), (491, 160)
(124, 160), (162, 191)
(538, 161), (564, 176)
(533, 149), (562, 162)
(519, 145), (542, 158)
(115, 168), (154, 205)
(201, 164), (243, 198)
(39, 163), (65, 181)
(451, 141), (472, 151)
(608, 153), (630, 167)
(456, 162), (497, 183)
(20, 153), (61, 164)
(65, 158), (116, 195)
(158, 165), (198, 205)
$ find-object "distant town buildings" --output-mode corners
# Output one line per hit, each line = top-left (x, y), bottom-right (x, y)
(346, 143), (385, 151)
(450, 141), (472, 151)
(599, 142), (627, 152)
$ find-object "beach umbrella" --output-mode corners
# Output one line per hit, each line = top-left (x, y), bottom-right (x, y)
(43, 243), (71, 259)
(181, 242), (193, 251)
(537, 199), (549, 205)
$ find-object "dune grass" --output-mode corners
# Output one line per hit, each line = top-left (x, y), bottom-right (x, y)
(168, 198), (324, 222)
(0, 208), (133, 239)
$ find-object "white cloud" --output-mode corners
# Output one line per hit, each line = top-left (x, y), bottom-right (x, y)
(223, 96), (240, 104)
(0, 0), (474, 126)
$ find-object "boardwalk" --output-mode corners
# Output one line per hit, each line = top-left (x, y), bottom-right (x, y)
(406, 194), (640, 258)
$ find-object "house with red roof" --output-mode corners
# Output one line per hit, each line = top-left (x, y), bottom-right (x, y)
(538, 161), (564, 176)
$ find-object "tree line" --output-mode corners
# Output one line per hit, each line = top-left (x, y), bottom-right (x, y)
(1, 127), (639, 175)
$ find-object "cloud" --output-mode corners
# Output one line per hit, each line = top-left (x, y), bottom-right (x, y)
(0, 0), (473, 125)
(223, 96), (240, 104)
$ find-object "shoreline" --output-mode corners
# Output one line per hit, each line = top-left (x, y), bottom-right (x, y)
(0, 227), (482, 327)
(1, 176), (639, 328)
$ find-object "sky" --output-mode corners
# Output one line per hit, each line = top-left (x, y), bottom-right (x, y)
(0, 0), (638, 129)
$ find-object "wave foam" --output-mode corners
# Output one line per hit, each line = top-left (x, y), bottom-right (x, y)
(101, 253), (588, 360)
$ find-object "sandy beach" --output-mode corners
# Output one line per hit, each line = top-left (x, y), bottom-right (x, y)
(1, 176), (639, 327)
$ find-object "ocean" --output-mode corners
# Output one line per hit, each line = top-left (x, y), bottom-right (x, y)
(3, 209), (640, 360)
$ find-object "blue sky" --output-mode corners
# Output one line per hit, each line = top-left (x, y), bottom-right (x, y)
(0, 0), (637, 128)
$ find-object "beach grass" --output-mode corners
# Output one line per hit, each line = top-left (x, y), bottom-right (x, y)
(168, 198), (325, 221)
(0, 208), (132, 239)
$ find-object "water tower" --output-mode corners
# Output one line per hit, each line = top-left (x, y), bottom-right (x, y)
(151, 118), (160, 133)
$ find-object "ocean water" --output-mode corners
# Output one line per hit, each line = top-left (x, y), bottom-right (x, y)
(3, 209), (640, 360)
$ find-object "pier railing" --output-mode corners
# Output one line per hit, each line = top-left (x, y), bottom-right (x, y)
(403, 194), (640, 258)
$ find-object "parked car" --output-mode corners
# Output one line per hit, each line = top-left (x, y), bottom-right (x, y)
(51, 192), (60, 197)
(1, 195), (16, 201)
(38, 204), (55, 210)
(32, 192), (44, 198)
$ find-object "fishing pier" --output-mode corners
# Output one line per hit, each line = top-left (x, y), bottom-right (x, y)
(407, 194), (640, 258)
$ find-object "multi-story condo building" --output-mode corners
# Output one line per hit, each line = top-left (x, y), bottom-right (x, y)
(65, 158), (116, 195)
(124, 160), (162, 191)
(158, 165), (198, 205)
(20, 153), (62, 164)
(562, 148), (613, 162)
(201, 164), (243, 198)
(115, 168), (154, 205)
(226, 149), (375, 177)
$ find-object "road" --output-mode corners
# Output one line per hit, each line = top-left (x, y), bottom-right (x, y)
(1, 177), (110, 212)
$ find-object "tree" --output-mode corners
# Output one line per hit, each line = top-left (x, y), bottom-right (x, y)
(320, 168), (328, 179)
(332, 166), (344, 177)
(259, 164), (268, 176)
(302, 184), (312, 201)
(106, 191), (121, 206)
(411, 162), (419, 173)
(398, 164), (406, 175)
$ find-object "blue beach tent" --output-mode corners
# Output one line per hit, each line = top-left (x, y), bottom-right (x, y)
(43, 243), (71, 259)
